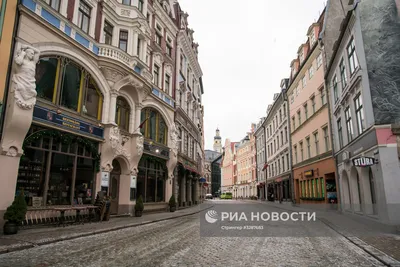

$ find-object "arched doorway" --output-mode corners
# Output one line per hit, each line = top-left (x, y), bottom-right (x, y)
(341, 170), (351, 210)
(350, 167), (362, 212)
(110, 160), (121, 214)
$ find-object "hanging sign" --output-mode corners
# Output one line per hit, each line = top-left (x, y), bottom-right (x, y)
(130, 176), (137, 189)
(304, 170), (314, 177)
(101, 172), (110, 187)
(353, 157), (376, 167)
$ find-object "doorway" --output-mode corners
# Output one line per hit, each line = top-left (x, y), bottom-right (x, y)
(110, 160), (121, 215)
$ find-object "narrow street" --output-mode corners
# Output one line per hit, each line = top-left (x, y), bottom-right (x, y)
(0, 201), (387, 267)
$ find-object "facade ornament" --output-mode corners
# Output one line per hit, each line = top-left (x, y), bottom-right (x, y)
(12, 44), (40, 110)
(102, 162), (113, 173)
(142, 87), (152, 101)
(131, 168), (138, 176)
(137, 134), (144, 157)
(6, 146), (18, 157)
(109, 126), (131, 160)
(142, 69), (153, 83)
(170, 123), (179, 157)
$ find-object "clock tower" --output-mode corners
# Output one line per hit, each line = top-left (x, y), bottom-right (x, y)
(213, 128), (222, 153)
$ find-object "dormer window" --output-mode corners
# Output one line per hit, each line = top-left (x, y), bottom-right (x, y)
(299, 50), (304, 63)
(310, 32), (316, 46)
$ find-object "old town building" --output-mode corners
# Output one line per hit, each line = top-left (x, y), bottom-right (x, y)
(221, 139), (236, 194)
(0, 0), (205, 222)
(255, 119), (266, 199)
(286, 9), (338, 205)
(204, 149), (221, 195)
(264, 89), (292, 202)
(322, 0), (400, 224)
(173, 2), (204, 207)
(235, 124), (256, 198)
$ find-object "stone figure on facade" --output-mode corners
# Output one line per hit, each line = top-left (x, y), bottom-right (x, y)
(170, 123), (179, 157)
(109, 127), (120, 149)
(137, 135), (144, 157)
(13, 44), (40, 110)
(109, 126), (131, 160)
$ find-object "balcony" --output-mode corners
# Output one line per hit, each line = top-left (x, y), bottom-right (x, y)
(152, 88), (175, 108)
(98, 44), (150, 80)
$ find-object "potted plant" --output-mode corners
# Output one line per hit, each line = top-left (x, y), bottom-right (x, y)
(169, 195), (176, 212)
(3, 190), (28, 235)
(135, 195), (144, 217)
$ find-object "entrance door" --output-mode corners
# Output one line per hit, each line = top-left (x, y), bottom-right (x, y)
(110, 160), (121, 215)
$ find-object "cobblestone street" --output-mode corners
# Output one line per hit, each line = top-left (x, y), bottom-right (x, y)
(0, 201), (395, 267)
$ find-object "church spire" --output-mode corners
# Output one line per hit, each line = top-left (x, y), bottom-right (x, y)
(213, 128), (222, 153)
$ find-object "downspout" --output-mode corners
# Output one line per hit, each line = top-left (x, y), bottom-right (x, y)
(0, 0), (21, 137)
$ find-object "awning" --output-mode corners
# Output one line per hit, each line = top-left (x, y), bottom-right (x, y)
(262, 163), (268, 171)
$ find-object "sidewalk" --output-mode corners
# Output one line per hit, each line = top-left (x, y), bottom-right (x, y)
(0, 203), (213, 255)
(245, 200), (400, 266)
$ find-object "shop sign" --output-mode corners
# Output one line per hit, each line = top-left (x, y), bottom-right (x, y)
(130, 176), (137, 189)
(304, 170), (314, 177)
(101, 172), (110, 187)
(33, 106), (104, 139)
(353, 157), (376, 167)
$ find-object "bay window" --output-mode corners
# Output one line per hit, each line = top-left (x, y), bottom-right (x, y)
(140, 108), (168, 145)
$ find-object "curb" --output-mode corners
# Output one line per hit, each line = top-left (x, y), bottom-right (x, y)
(0, 204), (213, 255)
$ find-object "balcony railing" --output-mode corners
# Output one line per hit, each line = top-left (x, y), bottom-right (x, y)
(99, 45), (132, 67)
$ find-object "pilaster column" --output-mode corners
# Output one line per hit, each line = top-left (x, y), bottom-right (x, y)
(143, 0), (148, 16)
(109, 90), (118, 124)
(133, 32), (139, 56)
(181, 173), (186, 206)
(141, 40), (147, 62)
(134, 103), (143, 133)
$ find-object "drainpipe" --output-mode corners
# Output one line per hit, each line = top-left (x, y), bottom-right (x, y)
(0, 0), (21, 137)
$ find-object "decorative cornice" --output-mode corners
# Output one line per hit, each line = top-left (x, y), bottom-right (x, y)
(178, 31), (202, 78)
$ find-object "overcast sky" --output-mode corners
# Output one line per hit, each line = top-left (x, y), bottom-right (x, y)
(178, 0), (327, 150)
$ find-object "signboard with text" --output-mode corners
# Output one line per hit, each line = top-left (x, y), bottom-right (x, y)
(304, 170), (314, 177)
(101, 172), (110, 187)
(353, 157), (376, 167)
(33, 106), (104, 139)
(130, 176), (137, 189)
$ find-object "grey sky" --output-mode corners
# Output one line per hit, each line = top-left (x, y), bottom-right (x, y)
(178, 0), (327, 149)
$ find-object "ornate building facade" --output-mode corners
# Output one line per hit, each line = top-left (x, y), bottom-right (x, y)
(0, 0), (204, 221)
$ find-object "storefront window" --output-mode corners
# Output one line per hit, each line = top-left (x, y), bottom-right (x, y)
(137, 157), (167, 203)
(320, 177), (325, 198)
(17, 126), (99, 206)
(17, 149), (48, 206)
(140, 108), (168, 145)
(35, 57), (58, 102)
(35, 56), (103, 120)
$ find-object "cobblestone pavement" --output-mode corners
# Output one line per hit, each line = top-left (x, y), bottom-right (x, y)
(0, 201), (390, 267)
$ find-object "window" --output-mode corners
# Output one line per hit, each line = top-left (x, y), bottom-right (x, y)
(332, 75), (338, 102)
(78, 1), (91, 34)
(137, 39), (141, 57)
(354, 94), (365, 135)
(286, 154), (289, 171)
(280, 131), (283, 146)
(165, 74), (171, 94)
(122, 0), (131, 5)
(321, 88), (326, 105)
(300, 51), (304, 62)
(300, 142), (304, 161)
(323, 127), (329, 152)
(140, 108), (168, 145)
(180, 54), (184, 72)
(310, 32), (316, 45)
(166, 44), (172, 57)
(292, 117), (295, 130)
(297, 110), (301, 126)
(347, 37), (359, 75)
(137, 157), (167, 203)
(345, 107), (354, 142)
(115, 97), (130, 131)
(119, 30), (128, 52)
(104, 21), (113, 45)
(153, 65), (160, 87)
(282, 156), (285, 171)
(45, 0), (61, 11)
(294, 145), (298, 164)
(283, 103), (286, 117)
(337, 118), (343, 149)
(284, 127), (288, 143)
(138, 0), (144, 12)
(306, 137), (311, 158)
(155, 32), (162, 46)
(339, 58), (347, 89)
(304, 104), (308, 120)
(35, 56), (103, 119)
(309, 66), (314, 79)
(317, 54), (323, 69)
(314, 132), (319, 156)
(290, 94), (294, 104)
(296, 85), (300, 96)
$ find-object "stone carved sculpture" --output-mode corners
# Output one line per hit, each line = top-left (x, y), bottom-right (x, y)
(13, 44), (40, 110)
(137, 135), (144, 157)
(109, 126), (131, 160)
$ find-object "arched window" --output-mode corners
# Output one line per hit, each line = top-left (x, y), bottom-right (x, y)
(115, 97), (130, 131)
(35, 56), (103, 120)
(140, 108), (168, 145)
